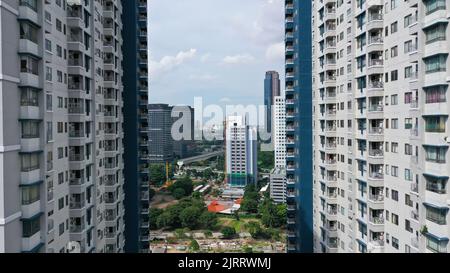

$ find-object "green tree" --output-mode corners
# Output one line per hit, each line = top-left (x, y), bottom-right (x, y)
(173, 188), (186, 199)
(199, 211), (218, 230)
(221, 227), (237, 239)
(246, 221), (265, 239)
(179, 206), (202, 229)
(149, 164), (166, 186)
(189, 239), (200, 251)
(169, 176), (194, 197)
(149, 208), (163, 230)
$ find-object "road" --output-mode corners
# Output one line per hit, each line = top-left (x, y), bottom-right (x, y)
(178, 150), (223, 165)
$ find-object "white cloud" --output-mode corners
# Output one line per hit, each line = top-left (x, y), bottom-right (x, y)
(200, 53), (211, 63)
(188, 74), (218, 81)
(229, 0), (283, 46)
(265, 42), (284, 61)
(221, 54), (255, 65)
(149, 48), (197, 78)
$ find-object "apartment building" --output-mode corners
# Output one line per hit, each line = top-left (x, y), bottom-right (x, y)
(312, 0), (450, 253)
(0, 0), (125, 253)
(225, 115), (258, 188)
(273, 96), (286, 168)
(122, 0), (149, 253)
(270, 168), (287, 204)
(148, 104), (174, 164)
(285, 0), (314, 253)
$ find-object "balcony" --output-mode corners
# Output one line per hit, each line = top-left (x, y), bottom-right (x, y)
(369, 215), (384, 225)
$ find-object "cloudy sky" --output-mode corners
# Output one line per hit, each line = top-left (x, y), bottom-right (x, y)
(149, 0), (284, 108)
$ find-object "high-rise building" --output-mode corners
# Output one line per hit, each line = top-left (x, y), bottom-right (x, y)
(225, 116), (258, 188)
(270, 168), (287, 204)
(264, 71), (281, 134)
(312, 0), (450, 253)
(273, 96), (286, 168)
(148, 104), (173, 164)
(122, 0), (149, 253)
(172, 106), (195, 159)
(285, 0), (314, 253)
(0, 0), (125, 253)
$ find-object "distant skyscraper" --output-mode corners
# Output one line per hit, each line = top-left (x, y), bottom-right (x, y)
(225, 116), (258, 188)
(148, 104), (174, 163)
(264, 71), (281, 133)
(172, 106), (195, 159)
(122, 0), (149, 253)
(273, 96), (286, 168)
(285, 0), (314, 253)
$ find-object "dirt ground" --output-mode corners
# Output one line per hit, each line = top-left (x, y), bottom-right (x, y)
(150, 193), (178, 209)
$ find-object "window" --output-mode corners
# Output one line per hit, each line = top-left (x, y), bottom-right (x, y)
(425, 23), (447, 44)
(58, 197), (64, 210)
(425, 146), (447, 163)
(19, 22), (38, 43)
(425, 85), (447, 103)
(425, 116), (447, 133)
(47, 121), (53, 142)
(426, 176), (447, 194)
(391, 119), (398, 129)
(20, 88), (39, 106)
(392, 190), (399, 201)
(405, 169), (413, 181)
(391, 0), (398, 9)
(56, 19), (62, 32)
(46, 94), (52, 111)
(19, 0), (38, 11)
(21, 185), (40, 205)
(58, 147), (64, 159)
(392, 237), (399, 249)
(391, 70), (398, 81)
(392, 142), (398, 153)
(21, 153), (39, 172)
(392, 214), (399, 225)
(59, 223), (65, 236)
(424, 54), (447, 73)
(425, 205), (447, 225)
(46, 66), (52, 81)
(424, 0), (446, 15)
(405, 118), (413, 129)
(404, 66), (413, 78)
(22, 218), (40, 238)
(20, 56), (39, 75)
(391, 166), (398, 177)
(57, 45), (63, 57)
(391, 94), (398, 105)
(45, 39), (52, 52)
(391, 46), (398, 58)
(391, 21), (398, 34)
(21, 120), (40, 139)
(405, 144), (412, 155)
(426, 236), (448, 253)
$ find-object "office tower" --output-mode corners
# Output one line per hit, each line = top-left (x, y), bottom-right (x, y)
(312, 0), (450, 253)
(273, 96), (286, 168)
(123, 0), (149, 253)
(225, 116), (258, 188)
(0, 0), (125, 253)
(285, 0), (314, 253)
(264, 71), (281, 133)
(172, 106), (195, 159)
(270, 168), (287, 204)
(148, 104), (173, 163)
